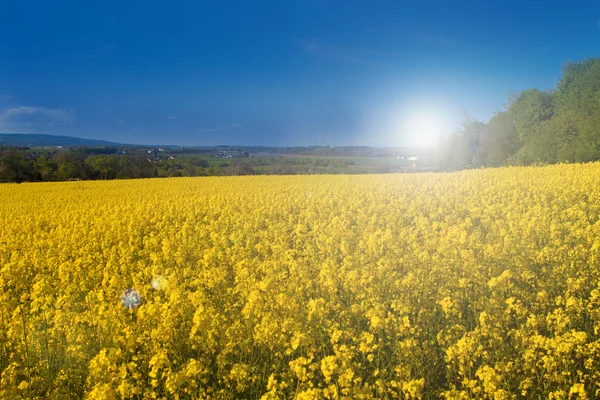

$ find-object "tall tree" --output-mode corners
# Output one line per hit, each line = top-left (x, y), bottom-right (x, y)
(55, 149), (93, 180)
(438, 113), (485, 170)
(506, 89), (555, 143)
(0, 148), (39, 183)
(556, 58), (600, 116)
(479, 112), (519, 166)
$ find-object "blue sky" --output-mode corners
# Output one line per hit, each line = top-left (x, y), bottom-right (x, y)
(1, 1), (599, 146)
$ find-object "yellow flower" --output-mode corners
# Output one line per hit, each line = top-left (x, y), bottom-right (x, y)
(2, 164), (600, 399)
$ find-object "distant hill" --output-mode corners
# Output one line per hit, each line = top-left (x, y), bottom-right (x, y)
(0, 133), (132, 147)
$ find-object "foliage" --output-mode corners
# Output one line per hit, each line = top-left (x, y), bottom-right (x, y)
(2, 165), (600, 398)
(438, 58), (600, 170)
(507, 89), (555, 142)
(478, 112), (519, 167)
(437, 113), (485, 170)
(0, 148), (40, 183)
(0, 149), (404, 183)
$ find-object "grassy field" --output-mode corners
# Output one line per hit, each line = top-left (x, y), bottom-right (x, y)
(179, 153), (436, 172)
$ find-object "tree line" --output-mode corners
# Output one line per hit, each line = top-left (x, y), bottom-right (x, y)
(0, 148), (359, 183)
(438, 57), (600, 170)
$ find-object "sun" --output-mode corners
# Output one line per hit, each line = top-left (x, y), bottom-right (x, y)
(403, 111), (446, 148)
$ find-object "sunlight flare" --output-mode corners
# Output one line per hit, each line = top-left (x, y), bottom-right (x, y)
(402, 109), (448, 148)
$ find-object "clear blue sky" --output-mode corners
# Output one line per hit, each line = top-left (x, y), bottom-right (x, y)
(1, 1), (599, 146)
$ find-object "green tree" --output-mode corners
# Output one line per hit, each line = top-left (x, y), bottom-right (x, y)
(226, 159), (256, 175)
(85, 155), (121, 180)
(438, 113), (485, 170)
(35, 154), (58, 180)
(556, 58), (600, 116)
(0, 148), (40, 183)
(506, 89), (555, 142)
(551, 58), (600, 162)
(55, 149), (93, 180)
(126, 156), (154, 179)
(480, 112), (519, 166)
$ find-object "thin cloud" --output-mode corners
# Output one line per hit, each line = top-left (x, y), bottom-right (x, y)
(0, 94), (11, 100)
(232, 123), (244, 128)
(198, 127), (223, 133)
(0, 106), (75, 131)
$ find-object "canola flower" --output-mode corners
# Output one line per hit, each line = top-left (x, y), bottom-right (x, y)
(1, 164), (600, 398)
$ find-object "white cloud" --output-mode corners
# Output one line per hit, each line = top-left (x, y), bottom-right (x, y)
(0, 94), (11, 100)
(197, 127), (223, 133)
(0, 106), (76, 131)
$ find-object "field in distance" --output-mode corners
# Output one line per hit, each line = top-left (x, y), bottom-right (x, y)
(1, 165), (600, 399)
(177, 153), (435, 173)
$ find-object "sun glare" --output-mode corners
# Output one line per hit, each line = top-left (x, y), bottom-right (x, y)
(403, 111), (446, 148)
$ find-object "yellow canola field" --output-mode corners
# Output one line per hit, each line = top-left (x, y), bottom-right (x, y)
(1, 164), (600, 399)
